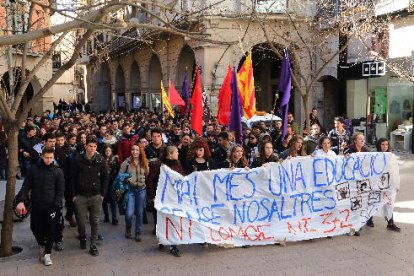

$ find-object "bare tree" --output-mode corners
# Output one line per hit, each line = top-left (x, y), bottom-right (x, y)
(255, 0), (351, 133)
(0, 0), (226, 257)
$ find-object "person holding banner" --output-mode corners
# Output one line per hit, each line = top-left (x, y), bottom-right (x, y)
(120, 144), (148, 242)
(344, 132), (369, 236)
(214, 132), (231, 169)
(312, 137), (336, 157)
(251, 141), (279, 168)
(145, 128), (166, 235)
(279, 136), (307, 160)
(184, 139), (216, 175)
(343, 132), (369, 156)
(223, 144), (249, 169)
(148, 145), (184, 257)
(368, 138), (401, 232)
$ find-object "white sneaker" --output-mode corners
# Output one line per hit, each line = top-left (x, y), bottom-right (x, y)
(43, 254), (53, 266)
(38, 246), (44, 262)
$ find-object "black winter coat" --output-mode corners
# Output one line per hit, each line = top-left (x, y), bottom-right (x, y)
(17, 161), (65, 210)
(70, 152), (108, 198)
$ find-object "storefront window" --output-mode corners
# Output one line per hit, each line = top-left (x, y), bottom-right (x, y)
(387, 80), (413, 133)
(150, 93), (161, 111)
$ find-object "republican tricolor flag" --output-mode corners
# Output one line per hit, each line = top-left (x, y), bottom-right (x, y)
(237, 51), (256, 119)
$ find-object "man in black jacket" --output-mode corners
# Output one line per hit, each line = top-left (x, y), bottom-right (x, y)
(18, 125), (41, 176)
(70, 135), (108, 256)
(15, 146), (65, 266)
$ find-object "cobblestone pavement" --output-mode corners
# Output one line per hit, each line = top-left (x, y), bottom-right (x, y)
(1, 151), (414, 276)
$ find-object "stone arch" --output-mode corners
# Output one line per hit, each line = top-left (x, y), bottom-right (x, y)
(148, 54), (162, 110)
(318, 75), (340, 130)
(129, 60), (141, 109)
(176, 45), (196, 89)
(1, 68), (36, 115)
(238, 43), (289, 113)
(92, 62), (111, 112)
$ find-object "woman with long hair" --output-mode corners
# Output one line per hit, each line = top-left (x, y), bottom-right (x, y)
(279, 136), (307, 160)
(119, 144), (148, 242)
(224, 144), (249, 169)
(185, 139), (216, 175)
(101, 145), (119, 225)
(251, 141), (279, 168)
(145, 145), (185, 256)
(312, 136), (336, 157)
(369, 137), (400, 232)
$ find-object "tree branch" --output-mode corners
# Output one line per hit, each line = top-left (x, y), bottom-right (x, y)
(17, 29), (94, 123)
(11, 32), (68, 114)
(0, 0), (135, 46)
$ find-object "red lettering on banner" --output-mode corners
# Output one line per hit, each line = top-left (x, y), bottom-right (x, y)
(302, 218), (317, 232)
(339, 209), (353, 228)
(209, 224), (274, 242)
(219, 227), (230, 240)
(256, 224), (274, 240)
(287, 222), (297, 235)
(188, 219), (193, 239)
(229, 226), (245, 239)
(166, 216), (183, 240)
(210, 227), (221, 241)
(244, 225), (259, 241)
(287, 218), (316, 234)
(383, 192), (392, 206)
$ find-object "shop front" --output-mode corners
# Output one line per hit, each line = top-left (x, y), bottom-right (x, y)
(339, 61), (414, 152)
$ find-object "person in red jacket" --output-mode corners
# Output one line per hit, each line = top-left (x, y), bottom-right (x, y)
(117, 122), (138, 165)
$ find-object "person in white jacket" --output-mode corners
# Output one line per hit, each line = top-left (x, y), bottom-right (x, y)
(365, 138), (401, 232)
(312, 137), (337, 157)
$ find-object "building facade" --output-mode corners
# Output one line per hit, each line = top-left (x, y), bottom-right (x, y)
(339, 0), (414, 151)
(85, 0), (339, 131)
(0, 0), (53, 115)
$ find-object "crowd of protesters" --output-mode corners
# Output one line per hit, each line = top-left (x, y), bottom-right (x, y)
(3, 105), (401, 266)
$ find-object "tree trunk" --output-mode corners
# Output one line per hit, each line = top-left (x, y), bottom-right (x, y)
(302, 94), (310, 134)
(0, 128), (18, 257)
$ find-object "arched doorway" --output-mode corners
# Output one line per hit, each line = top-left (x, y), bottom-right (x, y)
(1, 68), (35, 116)
(129, 61), (142, 109)
(176, 45), (196, 91)
(114, 65), (126, 110)
(238, 43), (293, 114)
(92, 62), (111, 112)
(319, 75), (340, 130)
(148, 54), (162, 111)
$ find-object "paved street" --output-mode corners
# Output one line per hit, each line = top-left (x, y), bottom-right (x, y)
(1, 152), (414, 276)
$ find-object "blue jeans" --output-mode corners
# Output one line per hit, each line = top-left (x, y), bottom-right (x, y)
(125, 188), (146, 234)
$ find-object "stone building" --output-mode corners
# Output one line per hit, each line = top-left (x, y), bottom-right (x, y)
(0, 0), (53, 115)
(86, 0), (340, 130)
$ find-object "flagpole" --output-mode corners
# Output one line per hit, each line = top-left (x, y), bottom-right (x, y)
(269, 92), (279, 133)
(161, 82), (165, 125)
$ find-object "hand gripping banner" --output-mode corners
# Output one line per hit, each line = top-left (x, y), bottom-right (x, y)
(155, 153), (400, 246)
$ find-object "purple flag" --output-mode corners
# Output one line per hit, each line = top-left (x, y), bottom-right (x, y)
(229, 67), (243, 145)
(181, 71), (190, 115)
(278, 50), (292, 141)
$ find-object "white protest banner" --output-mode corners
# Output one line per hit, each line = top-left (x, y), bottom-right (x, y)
(155, 153), (399, 246)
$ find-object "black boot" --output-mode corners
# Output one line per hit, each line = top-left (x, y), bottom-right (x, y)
(366, 217), (374, 227)
(387, 219), (401, 232)
(80, 237), (87, 249)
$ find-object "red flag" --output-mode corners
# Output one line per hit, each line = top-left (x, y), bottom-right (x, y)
(217, 65), (232, 126)
(169, 80), (185, 106)
(190, 66), (203, 136)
